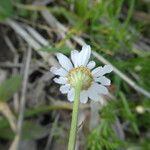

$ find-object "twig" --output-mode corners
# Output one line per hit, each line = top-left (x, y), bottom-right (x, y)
(0, 102), (17, 132)
(41, 11), (74, 48)
(92, 51), (150, 98)
(0, 63), (22, 68)
(45, 115), (59, 150)
(6, 19), (57, 66)
(25, 25), (49, 46)
(112, 117), (125, 140)
(6, 19), (41, 50)
(4, 36), (20, 112)
(13, 47), (32, 150)
(0, 62), (48, 69)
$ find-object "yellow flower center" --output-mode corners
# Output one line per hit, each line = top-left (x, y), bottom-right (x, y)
(68, 66), (93, 90)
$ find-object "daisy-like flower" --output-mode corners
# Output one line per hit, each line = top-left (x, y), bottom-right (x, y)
(50, 45), (113, 104)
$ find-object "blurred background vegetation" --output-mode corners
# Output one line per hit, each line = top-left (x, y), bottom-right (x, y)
(0, 0), (150, 150)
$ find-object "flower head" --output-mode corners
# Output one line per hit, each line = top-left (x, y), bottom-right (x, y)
(50, 45), (113, 103)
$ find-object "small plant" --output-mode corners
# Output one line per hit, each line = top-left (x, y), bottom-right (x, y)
(50, 45), (113, 150)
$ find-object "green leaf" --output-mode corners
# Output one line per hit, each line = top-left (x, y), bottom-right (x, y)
(0, 75), (22, 101)
(87, 120), (123, 150)
(25, 103), (72, 117)
(0, 116), (9, 129)
(74, 0), (89, 17)
(120, 92), (139, 134)
(0, 0), (14, 21)
(21, 121), (49, 140)
(49, 7), (79, 26)
(113, 57), (150, 91)
(0, 119), (49, 140)
(39, 46), (71, 54)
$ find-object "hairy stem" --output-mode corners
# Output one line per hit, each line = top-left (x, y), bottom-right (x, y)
(68, 82), (82, 150)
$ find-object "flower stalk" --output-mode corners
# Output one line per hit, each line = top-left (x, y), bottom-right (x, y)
(68, 81), (82, 150)
(50, 45), (113, 150)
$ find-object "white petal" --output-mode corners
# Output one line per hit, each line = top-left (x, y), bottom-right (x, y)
(80, 91), (88, 103)
(67, 88), (75, 102)
(102, 65), (113, 74)
(92, 66), (103, 77)
(53, 77), (67, 84)
(87, 61), (96, 70)
(92, 83), (109, 95)
(92, 65), (113, 77)
(60, 84), (71, 94)
(87, 83), (108, 101)
(71, 50), (80, 67)
(50, 67), (68, 76)
(56, 53), (73, 71)
(95, 76), (111, 85)
(78, 45), (91, 66)
(87, 87), (100, 101)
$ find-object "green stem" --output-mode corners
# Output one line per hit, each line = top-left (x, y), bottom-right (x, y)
(68, 82), (82, 150)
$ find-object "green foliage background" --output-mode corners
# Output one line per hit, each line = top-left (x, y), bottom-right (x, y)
(0, 0), (150, 150)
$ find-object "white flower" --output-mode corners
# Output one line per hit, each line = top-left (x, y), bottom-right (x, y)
(50, 45), (113, 103)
